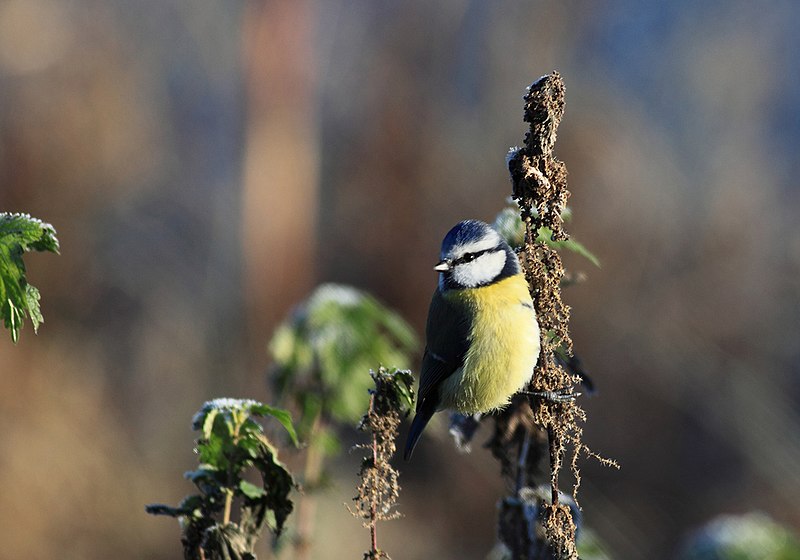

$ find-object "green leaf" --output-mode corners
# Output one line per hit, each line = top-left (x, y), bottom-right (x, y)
(391, 369), (416, 414)
(145, 503), (188, 518)
(493, 206), (525, 248)
(239, 480), (266, 499)
(249, 404), (298, 447)
(0, 213), (59, 342)
(493, 205), (600, 267)
(24, 284), (43, 332)
(146, 494), (206, 518)
(0, 213), (59, 253)
(370, 367), (416, 415)
(537, 227), (600, 268)
(252, 443), (295, 538)
(562, 237), (600, 268)
(269, 283), (419, 432)
(196, 435), (226, 470)
(151, 401), (297, 559)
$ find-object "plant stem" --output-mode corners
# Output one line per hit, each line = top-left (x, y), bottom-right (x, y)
(295, 412), (324, 560)
(223, 417), (243, 526)
(223, 489), (234, 526)
(548, 425), (559, 507)
(369, 393), (379, 556)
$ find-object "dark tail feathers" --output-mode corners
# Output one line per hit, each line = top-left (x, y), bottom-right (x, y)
(404, 405), (435, 460)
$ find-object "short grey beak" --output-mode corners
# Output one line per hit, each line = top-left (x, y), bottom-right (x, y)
(433, 260), (451, 272)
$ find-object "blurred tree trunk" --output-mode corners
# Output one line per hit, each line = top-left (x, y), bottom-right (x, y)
(241, 0), (319, 368)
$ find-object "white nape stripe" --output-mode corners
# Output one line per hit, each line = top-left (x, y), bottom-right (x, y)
(452, 232), (502, 258)
(452, 250), (506, 287)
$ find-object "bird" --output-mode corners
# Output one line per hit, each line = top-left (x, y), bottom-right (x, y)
(404, 219), (540, 460)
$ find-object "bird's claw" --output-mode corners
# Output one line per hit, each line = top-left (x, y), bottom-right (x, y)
(526, 388), (581, 403)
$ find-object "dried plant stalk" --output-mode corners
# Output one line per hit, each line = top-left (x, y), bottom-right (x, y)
(350, 368), (411, 560)
(505, 71), (583, 559)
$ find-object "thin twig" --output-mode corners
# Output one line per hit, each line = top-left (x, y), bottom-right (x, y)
(369, 393), (379, 556)
(548, 425), (559, 507)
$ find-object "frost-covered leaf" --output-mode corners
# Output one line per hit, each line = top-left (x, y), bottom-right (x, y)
(269, 283), (419, 431)
(193, 398), (297, 445)
(494, 206), (526, 248)
(0, 213), (59, 343)
(0, 213), (59, 253)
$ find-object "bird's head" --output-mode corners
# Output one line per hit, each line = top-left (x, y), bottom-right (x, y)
(435, 220), (520, 290)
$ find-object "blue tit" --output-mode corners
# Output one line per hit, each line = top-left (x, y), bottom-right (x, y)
(404, 219), (540, 460)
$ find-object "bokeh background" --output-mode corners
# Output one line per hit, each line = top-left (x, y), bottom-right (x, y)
(1, 1), (799, 559)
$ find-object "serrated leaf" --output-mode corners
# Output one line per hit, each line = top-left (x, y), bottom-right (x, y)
(249, 404), (298, 447)
(253, 444), (295, 538)
(536, 226), (600, 267)
(556, 237), (601, 268)
(0, 213), (59, 254)
(196, 435), (226, 469)
(151, 401), (298, 559)
(24, 284), (43, 332)
(0, 213), (59, 343)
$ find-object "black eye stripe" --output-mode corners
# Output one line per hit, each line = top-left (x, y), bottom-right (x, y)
(454, 247), (496, 265)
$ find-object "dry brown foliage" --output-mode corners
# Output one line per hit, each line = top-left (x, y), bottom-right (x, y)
(502, 72), (619, 559)
(350, 368), (411, 560)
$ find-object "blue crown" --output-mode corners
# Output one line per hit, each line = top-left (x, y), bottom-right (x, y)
(441, 220), (495, 254)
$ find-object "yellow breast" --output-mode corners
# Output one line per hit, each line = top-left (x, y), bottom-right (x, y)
(438, 274), (540, 413)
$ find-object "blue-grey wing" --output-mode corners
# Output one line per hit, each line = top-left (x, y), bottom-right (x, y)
(405, 288), (472, 459)
(417, 289), (472, 410)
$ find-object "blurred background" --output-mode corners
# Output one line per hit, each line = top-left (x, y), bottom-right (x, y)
(1, 1), (799, 559)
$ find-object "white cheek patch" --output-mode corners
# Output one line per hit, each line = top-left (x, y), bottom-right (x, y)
(452, 250), (506, 287)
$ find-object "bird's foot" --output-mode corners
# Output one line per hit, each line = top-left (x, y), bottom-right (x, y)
(524, 388), (581, 403)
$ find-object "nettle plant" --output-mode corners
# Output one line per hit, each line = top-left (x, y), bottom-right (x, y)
(268, 283), (418, 558)
(146, 399), (298, 560)
(0, 212), (59, 343)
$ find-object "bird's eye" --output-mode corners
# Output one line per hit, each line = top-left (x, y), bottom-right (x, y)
(463, 252), (475, 262)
